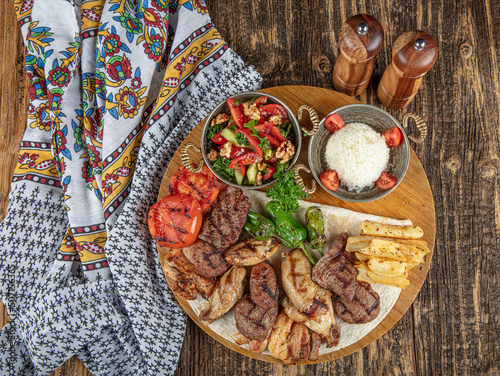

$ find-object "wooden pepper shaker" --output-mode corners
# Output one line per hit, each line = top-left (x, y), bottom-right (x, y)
(377, 30), (438, 109)
(332, 14), (384, 96)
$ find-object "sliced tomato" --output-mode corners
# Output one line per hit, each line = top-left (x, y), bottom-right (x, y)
(262, 165), (276, 180)
(236, 128), (263, 157)
(270, 125), (287, 142)
(382, 127), (403, 147)
(320, 169), (339, 191)
(258, 132), (281, 148)
(148, 193), (202, 248)
(259, 104), (289, 119)
(376, 172), (397, 190)
(253, 96), (268, 106)
(218, 144), (252, 159)
(264, 154), (278, 164)
(168, 165), (220, 212)
(227, 98), (246, 128)
(229, 152), (262, 169)
(211, 130), (227, 144)
(254, 122), (275, 133)
(324, 113), (345, 133)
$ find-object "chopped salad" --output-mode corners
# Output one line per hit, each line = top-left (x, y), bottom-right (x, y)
(205, 96), (296, 186)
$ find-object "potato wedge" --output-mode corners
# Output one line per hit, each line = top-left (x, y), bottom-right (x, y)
(348, 235), (429, 251)
(361, 221), (424, 239)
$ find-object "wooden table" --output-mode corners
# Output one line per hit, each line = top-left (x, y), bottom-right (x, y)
(1, 1), (498, 375)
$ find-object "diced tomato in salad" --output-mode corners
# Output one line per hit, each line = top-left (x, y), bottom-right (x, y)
(205, 96), (295, 186)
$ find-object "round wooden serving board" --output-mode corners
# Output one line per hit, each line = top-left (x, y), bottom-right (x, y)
(157, 85), (436, 364)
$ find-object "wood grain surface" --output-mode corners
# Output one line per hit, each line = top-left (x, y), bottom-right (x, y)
(0, 1), (499, 375)
(157, 85), (436, 364)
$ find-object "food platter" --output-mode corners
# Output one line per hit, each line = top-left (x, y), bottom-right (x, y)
(156, 85), (435, 364)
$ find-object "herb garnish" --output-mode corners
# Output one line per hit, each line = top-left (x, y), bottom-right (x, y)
(206, 121), (227, 150)
(266, 169), (310, 215)
(212, 157), (235, 179)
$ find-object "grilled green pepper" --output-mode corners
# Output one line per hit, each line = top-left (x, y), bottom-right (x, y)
(265, 201), (315, 265)
(305, 206), (326, 255)
(243, 212), (276, 241)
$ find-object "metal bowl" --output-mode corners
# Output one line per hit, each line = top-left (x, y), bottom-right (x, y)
(308, 104), (410, 203)
(182, 91), (319, 190)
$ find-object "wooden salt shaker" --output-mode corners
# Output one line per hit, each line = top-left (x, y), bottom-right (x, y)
(377, 31), (438, 109)
(332, 14), (384, 96)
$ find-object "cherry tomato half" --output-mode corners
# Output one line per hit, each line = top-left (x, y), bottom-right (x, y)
(148, 193), (202, 248)
(253, 96), (268, 106)
(375, 172), (397, 190)
(382, 127), (403, 147)
(168, 165), (220, 212)
(320, 169), (339, 191)
(324, 113), (345, 133)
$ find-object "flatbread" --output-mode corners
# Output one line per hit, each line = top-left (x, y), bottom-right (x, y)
(186, 190), (411, 357)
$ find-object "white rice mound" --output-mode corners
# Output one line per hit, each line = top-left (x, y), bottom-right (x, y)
(325, 122), (389, 193)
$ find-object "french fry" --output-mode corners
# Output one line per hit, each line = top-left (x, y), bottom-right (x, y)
(348, 235), (429, 251)
(346, 240), (372, 253)
(355, 263), (411, 289)
(361, 221), (424, 239)
(356, 239), (408, 261)
(354, 252), (419, 273)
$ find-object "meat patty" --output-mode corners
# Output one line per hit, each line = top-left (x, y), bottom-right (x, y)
(198, 186), (251, 251)
(312, 233), (358, 301)
(182, 239), (230, 279)
(333, 281), (380, 324)
(250, 261), (279, 310)
(235, 294), (279, 341)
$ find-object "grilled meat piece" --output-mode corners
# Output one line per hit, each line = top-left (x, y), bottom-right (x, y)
(268, 310), (311, 365)
(249, 338), (268, 353)
(225, 237), (280, 266)
(231, 331), (249, 345)
(235, 294), (279, 341)
(333, 281), (380, 324)
(161, 248), (216, 299)
(199, 265), (247, 324)
(282, 248), (318, 312)
(198, 186), (251, 251)
(182, 239), (230, 279)
(250, 261), (279, 310)
(309, 333), (322, 361)
(312, 233), (358, 302)
(282, 287), (340, 348)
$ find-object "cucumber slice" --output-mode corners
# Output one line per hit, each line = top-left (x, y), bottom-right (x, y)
(263, 148), (274, 160)
(246, 163), (258, 185)
(220, 129), (240, 146)
(235, 169), (245, 185)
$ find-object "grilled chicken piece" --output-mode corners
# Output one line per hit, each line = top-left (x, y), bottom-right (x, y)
(282, 287), (340, 348)
(231, 331), (249, 345)
(225, 237), (280, 266)
(249, 338), (268, 353)
(198, 186), (251, 251)
(268, 311), (310, 365)
(312, 233), (358, 302)
(182, 239), (230, 278)
(235, 294), (279, 341)
(250, 261), (279, 310)
(231, 332), (269, 353)
(333, 281), (380, 324)
(162, 248), (216, 299)
(282, 248), (318, 312)
(199, 265), (247, 324)
(309, 333), (322, 361)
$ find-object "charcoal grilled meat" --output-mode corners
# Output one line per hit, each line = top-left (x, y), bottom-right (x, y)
(308, 333), (322, 361)
(250, 261), (279, 310)
(312, 233), (358, 301)
(182, 239), (230, 279)
(234, 294), (279, 341)
(333, 281), (380, 324)
(198, 186), (251, 251)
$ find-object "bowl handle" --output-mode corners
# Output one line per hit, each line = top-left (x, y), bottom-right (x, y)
(181, 142), (204, 173)
(402, 113), (427, 143)
(297, 105), (320, 137)
(292, 163), (317, 194)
